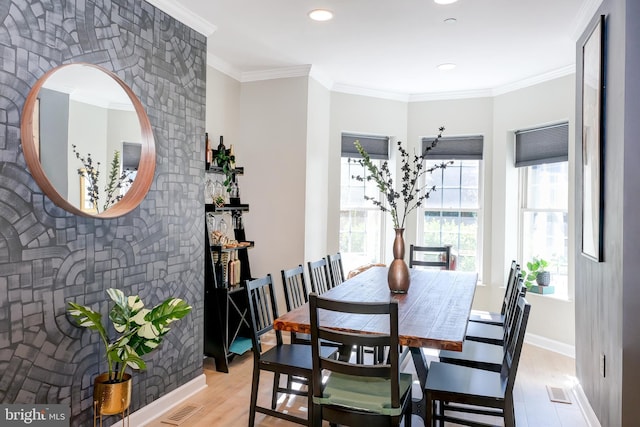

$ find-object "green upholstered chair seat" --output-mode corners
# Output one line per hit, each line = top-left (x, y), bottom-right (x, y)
(313, 372), (412, 416)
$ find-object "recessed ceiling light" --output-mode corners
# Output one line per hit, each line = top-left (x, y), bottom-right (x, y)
(444, 18), (457, 24)
(308, 9), (334, 21)
(437, 63), (457, 71)
(434, 0), (459, 4)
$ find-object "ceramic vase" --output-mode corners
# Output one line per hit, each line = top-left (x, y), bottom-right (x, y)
(388, 228), (410, 293)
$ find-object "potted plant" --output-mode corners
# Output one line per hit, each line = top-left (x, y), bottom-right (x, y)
(67, 288), (192, 416)
(522, 257), (550, 289)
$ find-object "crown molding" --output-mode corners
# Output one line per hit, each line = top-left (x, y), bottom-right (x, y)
(207, 53), (242, 81)
(207, 61), (575, 102)
(239, 65), (312, 83)
(492, 64), (575, 96)
(145, 0), (216, 37)
(410, 88), (493, 102)
(331, 83), (410, 102)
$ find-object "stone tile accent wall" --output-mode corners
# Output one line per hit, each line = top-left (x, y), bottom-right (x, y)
(0, 1), (206, 425)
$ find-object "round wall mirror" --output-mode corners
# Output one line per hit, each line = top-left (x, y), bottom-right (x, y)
(21, 63), (156, 218)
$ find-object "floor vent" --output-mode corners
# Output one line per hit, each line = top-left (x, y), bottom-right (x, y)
(546, 385), (572, 404)
(160, 404), (203, 425)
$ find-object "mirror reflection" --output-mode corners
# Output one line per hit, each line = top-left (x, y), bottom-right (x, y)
(21, 62), (155, 218)
(36, 65), (142, 213)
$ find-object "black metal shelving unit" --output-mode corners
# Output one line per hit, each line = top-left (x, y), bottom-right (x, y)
(203, 165), (254, 373)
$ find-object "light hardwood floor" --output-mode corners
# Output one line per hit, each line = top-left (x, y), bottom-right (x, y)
(145, 337), (588, 427)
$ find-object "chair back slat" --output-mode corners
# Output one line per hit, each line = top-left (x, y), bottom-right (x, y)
(244, 275), (282, 353)
(281, 264), (309, 312)
(308, 258), (332, 294)
(501, 261), (520, 315)
(409, 244), (451, 270)
(501, 295), (531, 392)
(327, 252), (345, 287)
(309, 293), (401, 407)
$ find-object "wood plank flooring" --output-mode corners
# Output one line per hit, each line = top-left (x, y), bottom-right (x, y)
(145, 336), (588, 427)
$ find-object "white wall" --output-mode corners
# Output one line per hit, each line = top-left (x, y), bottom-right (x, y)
(206, 67), (241, 145)
(305, 78), (331, 261)
(238, 77), (310, 307)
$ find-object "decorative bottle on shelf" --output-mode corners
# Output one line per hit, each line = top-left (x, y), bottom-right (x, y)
(215, 136), (226, 167)
(234, 251), (241, 285)
(227, 251), (235, 287)
(205, 132), (211, 170)
(229, 144), (236, 169)
(229, 180), (240, 205)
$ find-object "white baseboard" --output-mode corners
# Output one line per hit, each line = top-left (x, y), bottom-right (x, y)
(571, 382), (601, 427)
(525, 332), (576, 358)
(108, 374), (207, 427)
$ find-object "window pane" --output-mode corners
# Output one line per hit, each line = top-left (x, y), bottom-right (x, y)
(526, 163), (568, 209)
(422, 210), (479, 272)
(340, 157), (384, 272)
(520, 161), (569, 298)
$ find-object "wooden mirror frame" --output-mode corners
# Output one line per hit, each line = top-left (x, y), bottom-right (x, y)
(21, 63), (156, 218)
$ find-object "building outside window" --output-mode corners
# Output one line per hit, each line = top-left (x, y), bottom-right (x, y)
(515, 123), (569, 298)
(339, 134), (389, 273)
(418, 135), (484, 274)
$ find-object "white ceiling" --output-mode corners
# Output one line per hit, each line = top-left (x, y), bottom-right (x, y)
(167, 0), (600, 99)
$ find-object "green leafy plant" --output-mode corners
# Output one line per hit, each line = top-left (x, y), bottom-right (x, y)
(214, 148), (235, 193)
(352, 127), (452, 229)
(521, 257), (549, 289)
(67, 288), (192, 383)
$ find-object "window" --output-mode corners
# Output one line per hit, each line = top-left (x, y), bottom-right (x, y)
(516, 123), (569, 298)
(339, 134), (388, 273)
(418, 136), (484, 273)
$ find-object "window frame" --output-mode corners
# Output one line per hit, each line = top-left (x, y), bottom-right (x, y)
(517, 162), (569, 300)
(417, 158), (484, 277)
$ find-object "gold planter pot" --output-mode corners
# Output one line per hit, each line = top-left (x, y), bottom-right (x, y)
(94, 373), (131, 427)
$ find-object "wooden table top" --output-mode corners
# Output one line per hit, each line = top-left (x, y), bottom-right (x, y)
(274, 266), (478, 351)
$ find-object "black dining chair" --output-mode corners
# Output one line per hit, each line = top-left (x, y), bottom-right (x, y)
(309, 293), (412, 427)
(245, 274), (337, 426)
(308, 258), (333, 294)
(468, 260), (519, 326)
(326, 252), (345, 287)
(465, 275), (526, 346)
(438, 290), (528, 373)
(409, 244), (451, 270)
(425, 296), (531, 427)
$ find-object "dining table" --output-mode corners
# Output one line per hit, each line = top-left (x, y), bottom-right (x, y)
(273, 265), (478, 422)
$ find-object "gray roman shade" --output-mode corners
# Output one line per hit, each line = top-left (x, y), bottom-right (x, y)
(515, 122), (568, 167)
(341, 133), (389, 160)
(122, 142), (141, 169)
(421, 135), (484, 160)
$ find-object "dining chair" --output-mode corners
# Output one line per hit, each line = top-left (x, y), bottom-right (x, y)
(409, 244), (451, 270)
(244, 275), (337, 426)
(307, 258), (333, 294)
(326, 252), (345, 287)
(465, 276), (525, 346)
(468, 260), (519, 325)
(425, 296), (531, 427)
(308, 293), (413, 427)
(438, 291), (528, 373)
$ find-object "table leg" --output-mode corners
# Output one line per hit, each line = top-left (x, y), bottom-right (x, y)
(410, 346), (429, 422)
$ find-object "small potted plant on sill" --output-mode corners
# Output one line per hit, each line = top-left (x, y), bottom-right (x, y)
(522, 257), (550, 289)
(67, 288), (192, 417)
